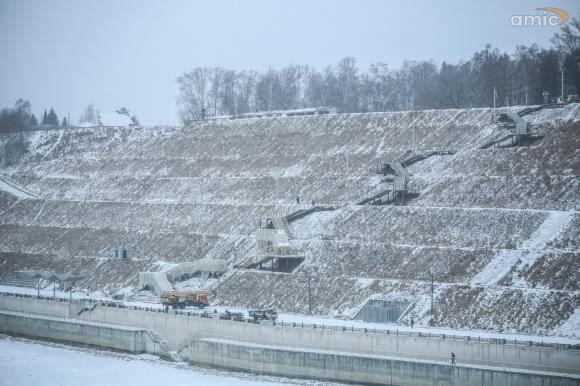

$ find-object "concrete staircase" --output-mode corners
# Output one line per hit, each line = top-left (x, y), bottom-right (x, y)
(77, 304), (97, 316)
(272, 217), (291, 238)
(249, 226), (305, 270)
(480, 106), (547, 149)
(165, 259), (228, 282)
(365, 148), (456, 205)
(1, 277), (38, 288)
(479, 134), (515, 149)
(285, 206), (337, 224)
(137, 272), (173, 295)
(517, 105), (543, 116)
(1, 271), (39, 288)
(357, 186), (396, 205)
(400, 149), (456, 167)
(364, 161), (408, 205)
(146, 329), (179, 362)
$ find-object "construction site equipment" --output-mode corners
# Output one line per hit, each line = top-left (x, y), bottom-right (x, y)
(219, 310), (245, 321)
(161, 290), (211, 309)
(249, 309), (278, 322)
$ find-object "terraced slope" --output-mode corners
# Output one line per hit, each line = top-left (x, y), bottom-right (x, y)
(0, 105), (578, 336)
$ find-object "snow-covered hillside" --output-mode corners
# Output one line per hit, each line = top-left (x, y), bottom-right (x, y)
(0, 105), (578, 337)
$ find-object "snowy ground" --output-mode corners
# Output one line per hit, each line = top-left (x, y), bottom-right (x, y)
(0, 335), (339, 386)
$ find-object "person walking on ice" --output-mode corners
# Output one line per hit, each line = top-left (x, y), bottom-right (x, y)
(451, 352), (456, 365)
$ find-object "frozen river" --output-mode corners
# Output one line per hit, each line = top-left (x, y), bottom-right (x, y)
(0, 335), (338, 386)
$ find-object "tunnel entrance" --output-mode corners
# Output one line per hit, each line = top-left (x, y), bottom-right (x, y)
(355, 299), (414, 323)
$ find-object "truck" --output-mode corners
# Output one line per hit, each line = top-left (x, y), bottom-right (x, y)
(248, 308), (278, 322)
(161, 290), (211, 309)
(219, 310), (245, 321)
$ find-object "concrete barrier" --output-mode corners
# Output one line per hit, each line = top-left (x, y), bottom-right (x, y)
(185, 338), (580, 386)
(1, 294), (579, 384)
(0, 294), (90, 318)
(79, 305), (580, 375)
(0, 310), (145, 353)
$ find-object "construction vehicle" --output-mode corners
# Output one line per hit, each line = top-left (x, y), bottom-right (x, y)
(219, 310), (245, 321)
(249, 308), (278, 322)
(160, 290), (211, 309)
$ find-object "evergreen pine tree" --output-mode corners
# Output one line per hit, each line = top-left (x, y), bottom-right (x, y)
(116, 107), (130, 116)
(61, 117), (68, 127)
(29, 114), (38, 126)
(42, 109), (48, 125)
(47, 108), (58, 125)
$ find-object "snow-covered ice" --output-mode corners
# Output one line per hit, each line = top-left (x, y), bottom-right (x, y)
(0, 335), (337, 386)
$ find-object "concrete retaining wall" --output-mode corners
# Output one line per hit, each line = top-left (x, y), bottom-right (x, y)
(0, 310), (145, 353)
(1, 294), (579, 385)
(0, 294), (90, 318)
(186, 338), (580, 386)
(78, 305), (580, 375)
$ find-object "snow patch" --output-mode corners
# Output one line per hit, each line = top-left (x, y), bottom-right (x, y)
(471, 211), (576, 286)
(555, 307), (580, 338)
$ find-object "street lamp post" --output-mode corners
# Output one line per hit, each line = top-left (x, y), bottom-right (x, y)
(430, 270), (434, 326)
(307, 274), (312, 315)
(561, 53), (565, 103)
(302, 272), (313, 315)
(275, 167), (279, 208)
(412, 109), (416, 151)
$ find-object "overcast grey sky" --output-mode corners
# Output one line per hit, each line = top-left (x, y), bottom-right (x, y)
(1, 0), (579, 125)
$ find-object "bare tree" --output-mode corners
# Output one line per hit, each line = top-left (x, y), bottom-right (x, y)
(209, 68), (224, 116)
(236, 70), (257, 114)
(175, 18), (580, 117)
(336, 57), (359, 112)
(176, 67), (212, 123)
(221, 70), (237, 115)
(551, 15), (580, 54)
